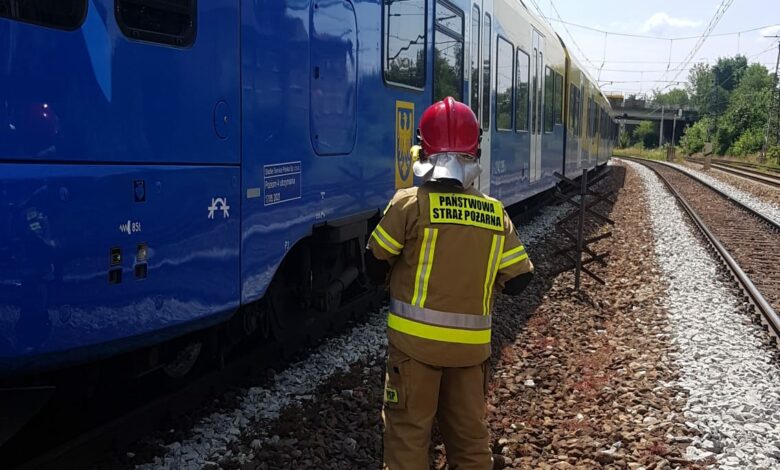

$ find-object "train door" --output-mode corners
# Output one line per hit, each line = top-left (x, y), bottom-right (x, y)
(530, 29), (544, 183)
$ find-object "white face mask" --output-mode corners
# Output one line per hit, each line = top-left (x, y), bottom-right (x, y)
(413, 152), (483, 187)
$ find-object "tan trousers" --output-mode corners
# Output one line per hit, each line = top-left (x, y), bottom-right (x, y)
(382, 344), (492, 470)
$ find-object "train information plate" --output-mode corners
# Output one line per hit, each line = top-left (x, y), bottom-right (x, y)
(263, 161), (302, 206)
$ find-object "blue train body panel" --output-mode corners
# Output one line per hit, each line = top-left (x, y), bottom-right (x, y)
(0, 0), (613, 378)
(0, 164), (241, 375)
(0, 0), (242, 375)
(0, 1), (240, 165)
(239, 0), (434, 304)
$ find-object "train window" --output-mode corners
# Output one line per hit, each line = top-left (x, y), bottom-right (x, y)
(581, 93), (587, 136)
(435, 1), (462, 35)
(531, 49), (538, 135)
(543, 67), (553, 133)
(0, 0), (87, 30)
(515, 49), (529, 132)
(470, 5), (480, 117)
(600, 109), (606, 138)
(116, 0), (197, 47)
(598, 106), (604, 139)
(569, 84), (580, 135)
(588, 98), (595, 138)
(554, 72), (563, 125)
(481, 13), (491, 130)
(588, 99), (593, 138)
(433, 1), (464, 102)
(586, 97), (592, 138)
(568, 84), (574, 132)
(495, 37), (513, 131)
(383, 0), (427, 89)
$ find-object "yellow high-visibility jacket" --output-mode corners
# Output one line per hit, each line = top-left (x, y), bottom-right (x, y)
(368, 181), (533, 367)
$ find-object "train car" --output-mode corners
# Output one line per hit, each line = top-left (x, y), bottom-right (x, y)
(563, 50), (590, 177)
(487, 0), (568, 204)
(0, 0), (614, 441)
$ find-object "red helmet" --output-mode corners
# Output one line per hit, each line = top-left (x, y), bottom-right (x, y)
(419, 97), (480, 158)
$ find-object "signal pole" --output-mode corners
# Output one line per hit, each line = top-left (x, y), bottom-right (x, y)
(672, 108), (682, 147)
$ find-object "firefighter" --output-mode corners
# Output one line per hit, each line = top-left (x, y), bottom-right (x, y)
(368, 97), (534, 470)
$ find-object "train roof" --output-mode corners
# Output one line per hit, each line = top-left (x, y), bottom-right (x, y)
(513, 0), (564, 52)
(509, 0), (614, 116)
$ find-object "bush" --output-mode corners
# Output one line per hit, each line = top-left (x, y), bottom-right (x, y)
(768, 145), (780, 162)
(728, 127), (764, 156)
(632, 121), (657, 149)
(680, 118), (710, 154)
(618, 129), (630, 149)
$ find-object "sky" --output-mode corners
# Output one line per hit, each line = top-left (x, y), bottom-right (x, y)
(529, 0), (780, 98)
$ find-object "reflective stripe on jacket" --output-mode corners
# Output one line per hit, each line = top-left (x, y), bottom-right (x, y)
(368, 181), (533, 367)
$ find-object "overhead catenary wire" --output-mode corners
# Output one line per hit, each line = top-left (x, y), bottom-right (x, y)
(529, 0), (599, 71)
(606, 39), (776, 126)
(531, 0), (775, 101)
(659, 0), (736, 92)
(541, 18), (779, 42)
(534, 0), (773, 95)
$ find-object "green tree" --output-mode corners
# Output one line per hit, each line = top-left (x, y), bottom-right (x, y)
(686, 58), (745, 117)
(713, 55), (748, 93)
(632, 121), (658, 148)
(618, 127), (631, 148)
(687, 63), (715, 115)
(683, 55), (773, 157)
(653, 88), (689, 107)
(715, 64), (773, 154)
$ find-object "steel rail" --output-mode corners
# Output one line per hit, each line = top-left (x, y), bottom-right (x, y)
(686, 158), (780, 188)
(619, 156), (780, 342)
(629, 158), (780, 230)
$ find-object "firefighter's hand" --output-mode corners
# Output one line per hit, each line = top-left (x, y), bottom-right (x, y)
(365, 255), (392, 287)
(503, 272), (534, 296)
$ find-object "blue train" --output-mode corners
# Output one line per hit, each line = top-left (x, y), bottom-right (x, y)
(0, 0), (613, 437)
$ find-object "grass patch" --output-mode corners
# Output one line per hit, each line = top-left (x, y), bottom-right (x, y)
(613, 146), (669, 161)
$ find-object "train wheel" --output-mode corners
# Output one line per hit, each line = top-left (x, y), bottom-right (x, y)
(266, 281), (307, 343)
(162, 342), (202, 379)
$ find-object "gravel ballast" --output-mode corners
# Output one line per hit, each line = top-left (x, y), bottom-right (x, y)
(131, 159), (780, 469)
(135, 314), (388, 470)
(664, 161), (780, 224)
(629, 159), (780, 469)
(226, 164), (705, 469)
(681, 161), (780, 209)
(486, 163), (701, 469)
(131, 189), (572, 469)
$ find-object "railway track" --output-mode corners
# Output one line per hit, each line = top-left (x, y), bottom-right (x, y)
(621, 157), (780, 344)
(686, 157), (780, 188)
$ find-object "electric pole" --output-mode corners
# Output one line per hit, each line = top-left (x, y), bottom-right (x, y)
(763, 36), (780, 161)
(672, 108), (682, 147)
(659, 105), (665, 148)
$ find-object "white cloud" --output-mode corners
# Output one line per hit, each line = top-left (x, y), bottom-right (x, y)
(640, 12), (701, 34)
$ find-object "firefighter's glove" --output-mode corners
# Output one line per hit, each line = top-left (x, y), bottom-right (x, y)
(410, 145), (423, 163)
(366, 256), (392, 287)
(503, 272), (534, 296)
